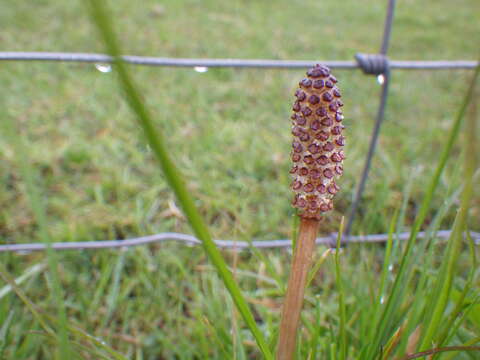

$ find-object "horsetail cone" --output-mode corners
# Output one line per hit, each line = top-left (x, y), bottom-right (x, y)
(278, 65), (345, 359)
(290, 64), (345, 219)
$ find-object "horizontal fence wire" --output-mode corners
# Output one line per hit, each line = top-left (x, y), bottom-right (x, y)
(0, 52), (478, 70)
(0, 230), (479, 253)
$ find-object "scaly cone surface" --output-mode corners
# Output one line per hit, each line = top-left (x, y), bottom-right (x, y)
(290, 64), (345, 219)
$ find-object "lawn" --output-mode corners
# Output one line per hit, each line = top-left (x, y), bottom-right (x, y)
(0, 0), (479, 359)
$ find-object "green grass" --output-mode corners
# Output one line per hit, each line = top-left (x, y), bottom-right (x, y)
(0, 0), (479, 358)
(86, 1), (272, 357)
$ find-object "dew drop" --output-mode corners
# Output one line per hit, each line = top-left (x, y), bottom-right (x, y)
(194, 66), (209, 73)
(94, 337), (108, 346)
(95, 63), (112, 73)
(377, 74), (385, 84)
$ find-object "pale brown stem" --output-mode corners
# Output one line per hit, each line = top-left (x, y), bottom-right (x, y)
(277, 217), (320, 360)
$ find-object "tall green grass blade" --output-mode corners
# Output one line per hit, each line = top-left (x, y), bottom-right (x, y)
(0, 266), (54, 337)
(0, 309), (14, 358)
(0, 265), (127, 360)
(434, 232), (478, 350)
(84, 1), (272, 358)
(365, 210), (397, 351)
(378, 211), (397, 307)
(62, 328), (127, 360)
(0, 263), (46, 299)
(330, 343), (337, 360)
(103, 251), (127, 327)
(306, 248), (331, 289)
(87, 259), (115, 315)
(419, 64), (478, 351)
(1, 116), (71, 358)
(395, 181), (463, 357)
(419, 216), (463, 349)
(365, 60), (480, 359)
(441, 293), (480, 356)
(309, 299), (323, 360)
(34, 332), (116, 360)
(248, 244), (284, 291)
(378, 212), (397, 333)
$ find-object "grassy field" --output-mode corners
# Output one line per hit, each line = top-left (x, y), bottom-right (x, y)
(0, 0), (479, 358)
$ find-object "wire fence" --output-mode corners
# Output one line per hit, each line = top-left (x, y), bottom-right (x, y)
(0, 52), (476, 70)
(1, 0), (478, 253)
(1, 231), (479, 253)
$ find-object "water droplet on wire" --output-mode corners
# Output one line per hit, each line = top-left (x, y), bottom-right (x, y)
(194, 66), (208, 73)
(377, 74), (385, 84)
(95, 63), (112, 73)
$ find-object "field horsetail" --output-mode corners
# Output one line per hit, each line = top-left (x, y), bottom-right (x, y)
(278, 64), (345, 360)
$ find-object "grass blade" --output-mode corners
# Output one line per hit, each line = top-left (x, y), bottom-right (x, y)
(306, 248), (332, 289)
(84, 1), (272, 358)
(0, 265), (127, 360)
(1, 117), (71, 358)
(368, 210), (397, 346)
(0, 263), (46, 299)
(419, 60), (478, 351)
(365, 60), (480, 359)
(0, 266), (54, 337)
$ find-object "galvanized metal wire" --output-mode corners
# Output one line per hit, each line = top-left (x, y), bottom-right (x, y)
(0, 52), (477, 70)
(0, 230), (478, 253)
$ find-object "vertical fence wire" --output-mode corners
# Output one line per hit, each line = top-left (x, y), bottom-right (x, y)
(344, 0), (396, 238)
